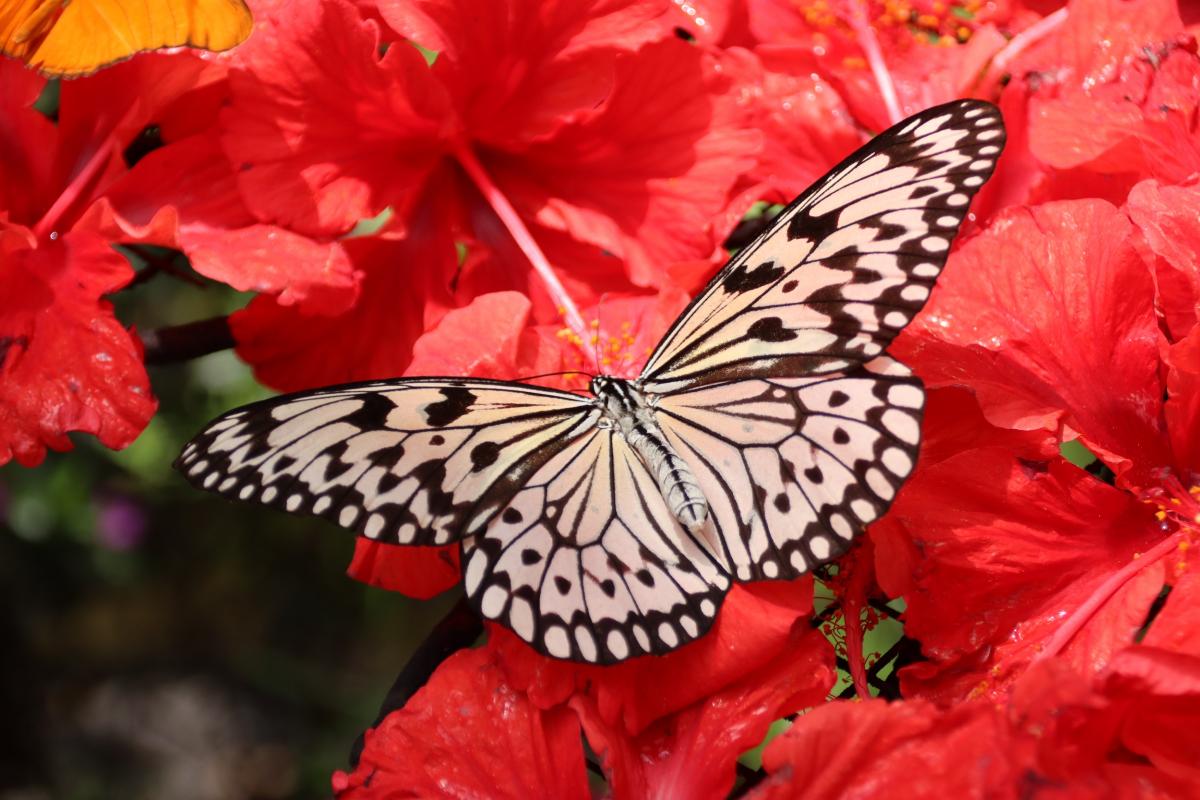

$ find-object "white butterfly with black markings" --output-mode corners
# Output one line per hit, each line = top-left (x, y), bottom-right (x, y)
(177, 100), (1005, 664)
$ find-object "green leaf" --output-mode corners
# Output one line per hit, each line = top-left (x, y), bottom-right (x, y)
(1060, 439), (1098, 468)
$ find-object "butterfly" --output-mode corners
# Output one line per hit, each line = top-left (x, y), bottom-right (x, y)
(0, 0), (252, 77)
(177, 99), (1005, 664)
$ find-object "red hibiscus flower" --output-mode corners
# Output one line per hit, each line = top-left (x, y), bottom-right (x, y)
(991, 0), (1200, 209)
(750, 648), (1200, 797)
(0, 48), (361, 466)
(219, 0), (759, 392)
(339, 625), (834, 800)
(574, 625), (833, 798)
(334, 645), (590, 799)
(0, 59), (156, 465)
(741, 0), (1035, 130)
(875, 190), (1200, 702)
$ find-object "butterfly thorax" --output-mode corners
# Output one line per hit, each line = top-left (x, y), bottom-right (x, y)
(591, 377), (708, 534)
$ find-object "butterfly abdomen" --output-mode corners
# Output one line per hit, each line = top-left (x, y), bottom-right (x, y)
(592, 377), (709, 534)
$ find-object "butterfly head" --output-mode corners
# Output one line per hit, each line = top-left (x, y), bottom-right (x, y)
(589, 375), (613, 397)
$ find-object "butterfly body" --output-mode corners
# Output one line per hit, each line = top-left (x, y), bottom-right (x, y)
(177, 100), (1006, 664)
(591, 376), (709, 535)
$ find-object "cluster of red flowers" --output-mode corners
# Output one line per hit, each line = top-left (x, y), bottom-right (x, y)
(4, 0), (1200, 795)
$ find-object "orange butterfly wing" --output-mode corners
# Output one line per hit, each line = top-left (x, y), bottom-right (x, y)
(0, 0), (252, 77)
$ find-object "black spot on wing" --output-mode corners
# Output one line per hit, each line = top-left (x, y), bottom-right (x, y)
(747, 317), (798, 342)
(470, 441), (501, 471)
(723, 261), (785, 293)
(424, 387), (476, 427)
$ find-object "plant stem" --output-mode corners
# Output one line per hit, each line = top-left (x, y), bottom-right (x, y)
(140, 316), (235, 364)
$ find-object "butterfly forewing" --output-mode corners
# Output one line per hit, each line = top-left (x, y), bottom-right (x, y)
(654, 356), (923, 583)
(175, 379), (597, 546)
(640, 99), (1005, 393)
(461, 427), (729, 664)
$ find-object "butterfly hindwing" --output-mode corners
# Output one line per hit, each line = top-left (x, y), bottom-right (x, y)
(462, 427), (730, 664)
(640, 99), (1005, 393)
(655, 356), (923, 582)
(176, 379), (597, 547)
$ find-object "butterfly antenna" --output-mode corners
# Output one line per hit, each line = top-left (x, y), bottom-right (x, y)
(594, 293), (606, 375)
(513, 369), (596, 385)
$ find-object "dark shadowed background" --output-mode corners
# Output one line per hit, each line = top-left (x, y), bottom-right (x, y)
(1, 267), (458, 800)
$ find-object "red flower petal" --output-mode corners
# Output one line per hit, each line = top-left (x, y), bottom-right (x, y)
(1141, 570), (1200, 658)
(739, 46), (863, 200)
(334, 646), (589, 799)
(1126, 178), (1200, 342)
(0, 228), (155, 466)
(1098, 646), (1200, 782)
(1027, 47), (1200, 187)
(0, 60), (57, 226)
(1007, 0), (1200, 195)
(231, 229), (456, 391)
(667, 0), (744, 44)
(346, 539), (459, 599)
(1164, 327), (1200, 473)
(896, 199), (1169, 487)
(755, 654), (1200, 798)
(55, 52), (229, 165)
(871, 385), (1057, 599)
(223, 0), (451, 236)
(492, 580), (816, 735)
(80, 136), (361, 309)
(745, 1), (1010, 130)
(377, 0), (671, 147)
(878, 448), (1165, 704)
(1017, 0), (1184, 80)
(576, 626), (834, 799)
(376, 0), (669, 64)
(404, 291), (532, 378)
(752, 698), (1025, 799)
(497, 39), (760, 287)
(450, 220), (638, 325)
